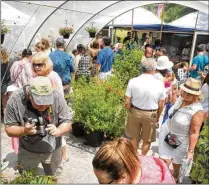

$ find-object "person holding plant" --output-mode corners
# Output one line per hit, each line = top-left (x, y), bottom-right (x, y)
(92, 138), (175, 184)
(125, 58), (166, 155)
(158, 78), (203, 181)
(97, 36), (114, 80)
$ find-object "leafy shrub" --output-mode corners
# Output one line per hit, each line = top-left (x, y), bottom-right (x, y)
(1, 169), (56, 184)
(70, 76), (127, 138)
(113, 49), (144, 87)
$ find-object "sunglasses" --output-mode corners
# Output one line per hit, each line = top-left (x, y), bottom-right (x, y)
(33, 63), (45, 67)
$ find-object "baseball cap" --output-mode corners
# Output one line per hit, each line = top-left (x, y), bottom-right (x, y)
(29, 76), (54, 105)
(56, 37), (66, 46)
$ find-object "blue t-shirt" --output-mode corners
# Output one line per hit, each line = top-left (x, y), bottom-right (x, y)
(49, 50), (74, 85)
(97, 47), (114, 72)
(190, 54), (209, 78)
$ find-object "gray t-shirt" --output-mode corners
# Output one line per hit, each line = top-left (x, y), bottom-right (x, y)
(4, 88), (72, 153)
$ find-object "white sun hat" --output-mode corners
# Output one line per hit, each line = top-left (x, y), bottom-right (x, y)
(156, 56), (174, 70)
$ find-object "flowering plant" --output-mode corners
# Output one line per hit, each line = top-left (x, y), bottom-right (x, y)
(59, 26), (73, 35)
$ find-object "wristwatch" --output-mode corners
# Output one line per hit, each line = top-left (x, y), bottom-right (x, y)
(188, 149), (194, 153)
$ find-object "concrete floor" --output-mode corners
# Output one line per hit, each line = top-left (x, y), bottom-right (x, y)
(1, 123), (191, 184)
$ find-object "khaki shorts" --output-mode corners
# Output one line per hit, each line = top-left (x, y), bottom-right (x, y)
(18, 147), (63, 177)
(125, 107), (157, 142)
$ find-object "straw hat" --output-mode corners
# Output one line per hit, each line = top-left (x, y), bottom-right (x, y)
(180, 78), (201, 96)
(156, 56), (173, 70)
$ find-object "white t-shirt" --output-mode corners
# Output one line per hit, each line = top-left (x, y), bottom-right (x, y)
(201, 83), (209, 112)
(125, 74), (166, 110)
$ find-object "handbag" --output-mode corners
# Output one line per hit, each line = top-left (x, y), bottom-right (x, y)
(164, 102), (187, 149)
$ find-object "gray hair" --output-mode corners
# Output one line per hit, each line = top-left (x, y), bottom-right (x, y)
(141, 58), (156, 73)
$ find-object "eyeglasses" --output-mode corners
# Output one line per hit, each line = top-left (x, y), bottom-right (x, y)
(33, 63), (45, 68)
(169, 109), (178, 119)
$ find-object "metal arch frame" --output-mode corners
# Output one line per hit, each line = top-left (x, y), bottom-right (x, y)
(65, 0), (123, 49)
(66, 0), (163, 49)
(85, 2), (161, 46)
(8, 2), (42, 55)
(27, 0), (69, 49)
(66, 0), (208, 49)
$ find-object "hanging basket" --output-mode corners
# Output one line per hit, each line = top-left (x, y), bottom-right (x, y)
(1, 34), (5, 44)
(85, 131), (104, 147)
(63, 33), (70, 39)
(89, 32), (96, 38)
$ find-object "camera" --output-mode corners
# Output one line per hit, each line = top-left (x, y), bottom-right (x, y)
(24, 116), (48, 137)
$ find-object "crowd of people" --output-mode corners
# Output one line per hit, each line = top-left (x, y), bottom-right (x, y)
(1, 33), (209, 184)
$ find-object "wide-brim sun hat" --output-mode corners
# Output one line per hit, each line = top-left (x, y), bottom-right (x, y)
(180, 78), (202, 96)
(156, 56), (174, 70)
(29, 76), (54, 105)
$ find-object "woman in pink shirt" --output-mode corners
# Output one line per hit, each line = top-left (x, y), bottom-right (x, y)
(93, 138), (175, 184)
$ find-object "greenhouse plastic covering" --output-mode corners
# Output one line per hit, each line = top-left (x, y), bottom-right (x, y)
(1, 1), (209, 57)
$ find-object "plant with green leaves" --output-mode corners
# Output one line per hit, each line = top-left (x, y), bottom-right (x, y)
(85, 26), (97, 33)
(70, 76), (127, 138)
(59, 26), (73, 35)
(1, 169), (56, 184)
(113, 49), (144, 88)
(1, 20), (10, 34)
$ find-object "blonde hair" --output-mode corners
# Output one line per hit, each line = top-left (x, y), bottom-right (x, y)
(41, 38), (50, 51)
(32, 52), (53, 75)
(35, 42), (45, 51)
(92, 138), (139, 182)
(0, 47), (9, 63)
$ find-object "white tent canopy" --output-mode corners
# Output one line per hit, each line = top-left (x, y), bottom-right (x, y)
(168, 11), (208, 31)
(105, 7), (162, 26)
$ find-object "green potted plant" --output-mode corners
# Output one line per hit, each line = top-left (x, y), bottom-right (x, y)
(85, 24), (97, 38)
(59, 25), (73, 39)
(1, 20), (10, 44)
(70, 76), (126, 147)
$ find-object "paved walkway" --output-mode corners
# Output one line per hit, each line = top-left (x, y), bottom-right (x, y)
(1, 124), (191, 183)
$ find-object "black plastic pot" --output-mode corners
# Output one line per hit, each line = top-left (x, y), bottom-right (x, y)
(85, 131), (104, 147)
(89, 32), (96, 38)
(63, 33), (70, 39)
(1, 34), (5, 44)
(72, 122), (86, 137)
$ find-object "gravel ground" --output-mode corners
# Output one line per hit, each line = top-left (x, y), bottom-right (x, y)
(1, 123), (191, 184)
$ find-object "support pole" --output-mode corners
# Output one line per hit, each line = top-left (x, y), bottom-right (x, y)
(131, 9), (134, 34)
(160, 4), (164, 41)
(189, 11), (199, 66)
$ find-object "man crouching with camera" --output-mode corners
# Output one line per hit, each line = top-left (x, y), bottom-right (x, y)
(4, 76), (72, 181)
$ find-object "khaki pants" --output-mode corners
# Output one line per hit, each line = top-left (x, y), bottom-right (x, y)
(125, 107), (157, 142)
(18, 147), (63, 177)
